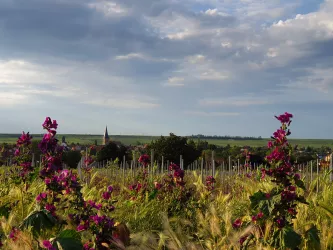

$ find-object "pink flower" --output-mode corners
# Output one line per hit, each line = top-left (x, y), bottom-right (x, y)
(42, 240), (56, 250)
(36, 192), (47, 202)
(275, 112), (293, 124)
(154, 182), (162, 190)
(9, 227), (19, 241)
(77, 224), (88, 232)
(138, 154), (150, 166)
(232, 218), (242, 229)
(107, 185), (113, 193)
(14, 149), (20, 156)
(257, 211), (264, 219)
(16, 132), (33, 146)
(288, 208), (297, 215)
(102, 192), (111, 200)
(45, 204), (56, 215)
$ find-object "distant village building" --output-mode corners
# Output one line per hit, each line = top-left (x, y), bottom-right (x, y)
(103, 126), (110, 145)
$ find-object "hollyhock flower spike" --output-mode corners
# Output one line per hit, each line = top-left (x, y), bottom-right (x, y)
(246, 112), (309, 248)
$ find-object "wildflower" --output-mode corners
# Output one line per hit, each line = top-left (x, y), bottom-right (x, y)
(232, 218), (242, 229)
(45, 204), (56, 216)
(205, 176), (216, 190)
(154, 182), (162, 190)
(36, 192), (47, 202)
(107, 185), (113, 193)
(9, 227), (19, 241)
(275, 112), (293, 124)
(77, 223), (88, 232)
(42, 240), (56, 250)
(83, 241), (95, 250)
(16, 132), (33, 146)
(14, 149), (20, 156)
(173, 169), (184, 179)
(276, 217), (286, 228)
(102, 192), (111, 200)
(288, 208), (297, 216)
(138, 154), (150, 167)
(169, 163), (180, 171)
(257, 211), (264, 219)
(240, 235), (248, 245)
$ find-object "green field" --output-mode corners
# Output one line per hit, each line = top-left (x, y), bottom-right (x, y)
(1, 134), (333, 148)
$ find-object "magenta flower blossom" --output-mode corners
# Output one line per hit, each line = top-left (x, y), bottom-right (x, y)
(205, 176), (216, 191)
(107, 186), (113, 193)
(154, 182), (162, 190)
(138, 154), (150, 166)
(16, 132), (33, 146)
(276, 217), (286, 228)
(232, 218), (242, 229)
(77, 223), (88, 232)
(275, 112), (293, 124)
(45, 204), (56, 216)
(102, 192), (111, 200)
(14, 149), (20, 156)
(9, 227), (19, 241)
(42, 240), (56, 250)
(36, 192), (47, 202)
(83, 241), (95, 250)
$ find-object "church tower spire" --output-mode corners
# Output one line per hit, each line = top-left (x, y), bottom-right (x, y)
(103, 126), (110, 145)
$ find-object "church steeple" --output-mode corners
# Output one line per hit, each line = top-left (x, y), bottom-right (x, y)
(103, 126), (110, 145)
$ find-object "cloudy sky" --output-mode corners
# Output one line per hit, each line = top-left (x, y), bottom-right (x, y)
(0, 0), (332, 138)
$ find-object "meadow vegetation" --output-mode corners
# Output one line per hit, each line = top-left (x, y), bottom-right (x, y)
(0, 113), (332, 249)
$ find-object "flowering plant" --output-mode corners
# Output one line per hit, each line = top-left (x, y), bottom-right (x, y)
(14, 117), (125, 250)
(235, 112), (314, 249)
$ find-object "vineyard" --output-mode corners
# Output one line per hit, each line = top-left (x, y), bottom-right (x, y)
(0, 113), (333, 249)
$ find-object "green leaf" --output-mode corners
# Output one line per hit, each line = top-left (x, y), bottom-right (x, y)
(0, 203), (11, 219)
(305, 224), (321, 250)
(51, 230), (83, 250)
(20, 209), (56, 236)
(281, 226), (302, 249)
(295, 179), (306, 190)
(250, 191), (280, 217)
(148, 189), (158, 201)
(249, 190), (266, 209)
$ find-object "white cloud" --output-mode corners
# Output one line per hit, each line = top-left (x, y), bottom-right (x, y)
(164, 77), (185, 87)
(87, 1), (128, 16)
(0, 59), (160, 109)
(187, 54), (206, 64)
(221, 42), (232, 48)
(85, 98), (159, 109)
(115, 53), (146, 60)
(266, 47), (279, 58)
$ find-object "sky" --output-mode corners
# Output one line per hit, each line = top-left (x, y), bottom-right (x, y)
(0, 0), (333, 139)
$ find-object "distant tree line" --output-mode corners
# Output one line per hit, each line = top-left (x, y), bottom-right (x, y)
(190, 134), (263, 140)
(1, 134), (332, 169)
